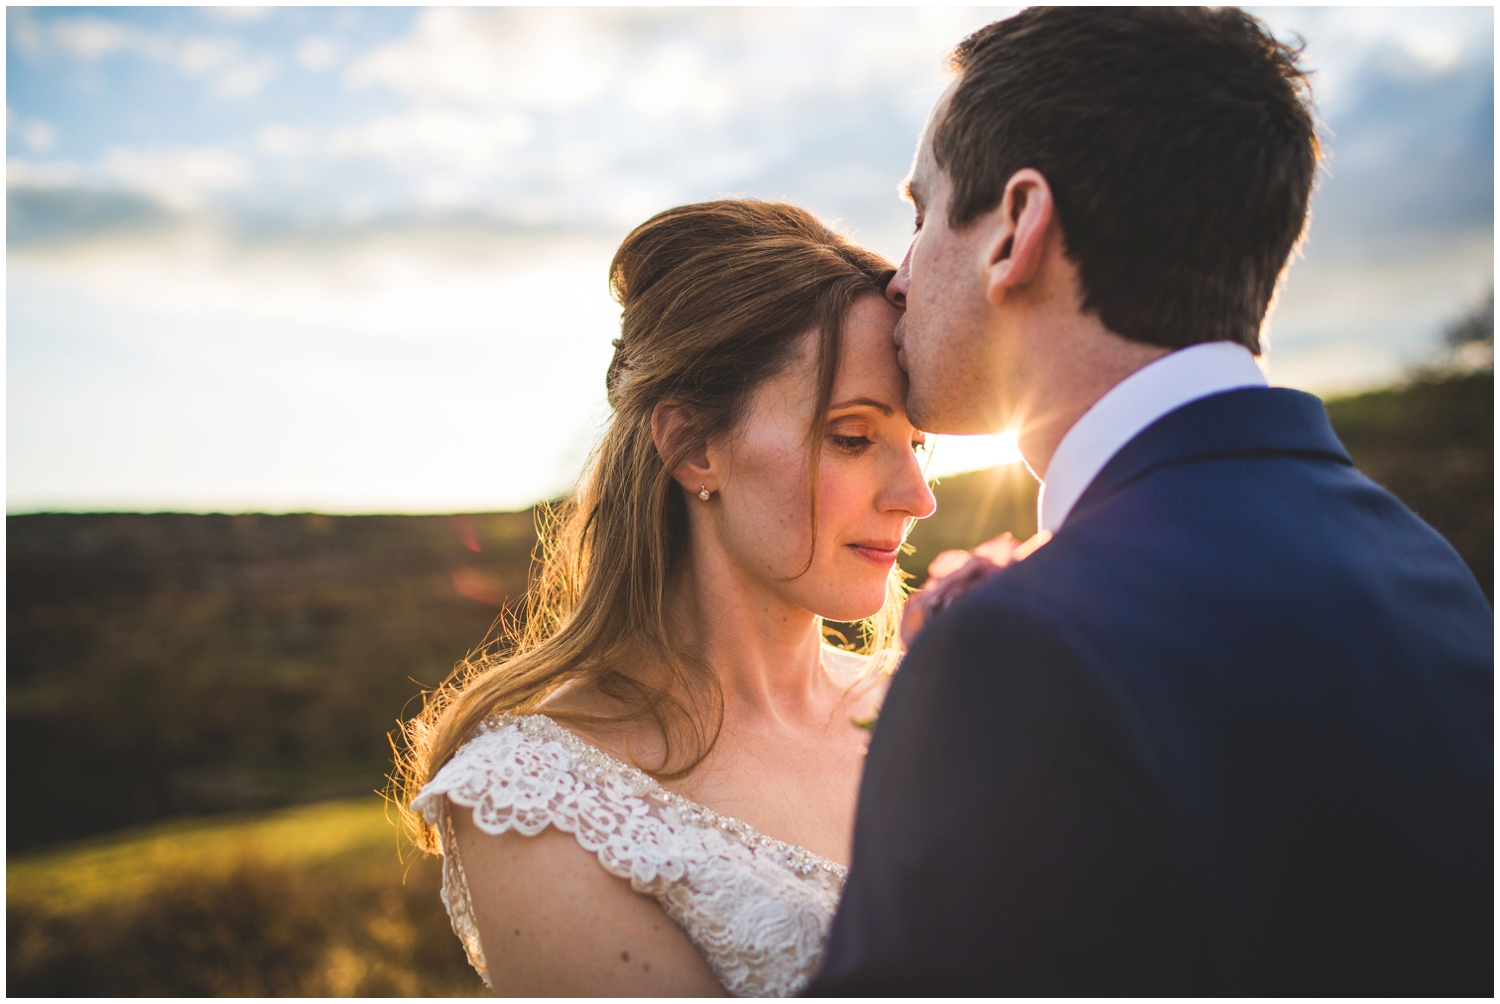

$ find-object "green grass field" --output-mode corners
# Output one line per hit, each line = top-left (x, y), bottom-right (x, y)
(7, 797), (486, 996)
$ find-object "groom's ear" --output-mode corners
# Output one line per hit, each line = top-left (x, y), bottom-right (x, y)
(980, 168), (1056, 305)
(651, 399), (715, 494)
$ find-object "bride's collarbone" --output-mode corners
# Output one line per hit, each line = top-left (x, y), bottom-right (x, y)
(538, 648), (882, 770)
(529, 709), (867, 867)
(670, 718), (871, 866)
(531, 647), (885, 850)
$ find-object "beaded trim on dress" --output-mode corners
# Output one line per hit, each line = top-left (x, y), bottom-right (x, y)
(413, 713), (847, 997)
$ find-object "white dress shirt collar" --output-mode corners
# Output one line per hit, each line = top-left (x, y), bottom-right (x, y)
(1038, 341), (1268, 533)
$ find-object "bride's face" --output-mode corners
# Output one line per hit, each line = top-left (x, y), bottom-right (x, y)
(707, 294), (938, 622)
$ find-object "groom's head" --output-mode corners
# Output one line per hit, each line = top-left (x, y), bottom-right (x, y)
(889, 7), (1317, 435)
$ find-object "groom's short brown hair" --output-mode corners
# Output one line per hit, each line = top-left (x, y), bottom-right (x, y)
(935, 7), (1317, 353)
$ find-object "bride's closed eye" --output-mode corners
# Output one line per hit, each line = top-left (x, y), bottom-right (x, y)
(828, 432), (930, 457)
(830, 433), (874, 454)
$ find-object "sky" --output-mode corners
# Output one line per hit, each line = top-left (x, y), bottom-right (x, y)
(6, 6), (1494, 514)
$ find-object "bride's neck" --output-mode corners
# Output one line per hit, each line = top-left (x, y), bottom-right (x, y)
(662, 546), (830, 723)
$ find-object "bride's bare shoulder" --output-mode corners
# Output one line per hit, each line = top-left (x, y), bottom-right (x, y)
(450, 808), (725, 995)
(534, 679), (663, 761)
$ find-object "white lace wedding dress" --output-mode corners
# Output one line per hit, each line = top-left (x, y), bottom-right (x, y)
(412, 714), (848, 997)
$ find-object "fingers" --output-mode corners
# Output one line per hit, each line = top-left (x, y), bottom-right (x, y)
(902, 556), (994, 647)
(1013, 529), (1052, 560)
(973, 532), (1019, 566)
(927, 549), (973, 579)
(929, 531), (1018, 579)
(900, 588), (937, 648)
(904, 531), (1051, 650)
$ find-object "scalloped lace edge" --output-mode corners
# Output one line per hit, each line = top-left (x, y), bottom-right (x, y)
(413, 715), (845, 997)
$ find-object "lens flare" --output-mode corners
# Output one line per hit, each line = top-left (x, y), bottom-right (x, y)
(994, 430), (1024, 465)
(926, 430), (1025, 477)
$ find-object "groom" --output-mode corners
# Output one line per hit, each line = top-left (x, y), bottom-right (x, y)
(811, 8), (1492, 995)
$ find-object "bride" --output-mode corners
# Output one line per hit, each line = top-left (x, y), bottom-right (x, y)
(397, 200), (937, 996)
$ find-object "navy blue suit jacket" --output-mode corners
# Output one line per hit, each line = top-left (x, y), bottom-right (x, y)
(810, 388), (1492, 995)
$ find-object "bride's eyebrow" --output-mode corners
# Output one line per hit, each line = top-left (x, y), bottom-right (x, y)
(828, 397), (894, 416)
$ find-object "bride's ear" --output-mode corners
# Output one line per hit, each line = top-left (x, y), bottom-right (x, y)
(651, 399), (716, 495)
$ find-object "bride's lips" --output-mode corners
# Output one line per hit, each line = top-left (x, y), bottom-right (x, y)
(847, 539), (902, 565)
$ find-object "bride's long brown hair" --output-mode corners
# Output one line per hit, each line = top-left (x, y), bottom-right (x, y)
(394, 200), (906, 853)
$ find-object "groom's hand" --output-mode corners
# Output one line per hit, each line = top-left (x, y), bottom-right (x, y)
(901, 531), (1051, 649)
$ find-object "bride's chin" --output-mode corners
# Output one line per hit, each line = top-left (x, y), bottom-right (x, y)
(814, 591), (889, 625)
(797, 562), (895, 623)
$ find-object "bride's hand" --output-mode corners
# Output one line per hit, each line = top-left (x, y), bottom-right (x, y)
(900, 530), (1052, 648)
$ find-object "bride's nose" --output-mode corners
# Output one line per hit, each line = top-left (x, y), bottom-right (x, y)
(881, 445), (937, 520)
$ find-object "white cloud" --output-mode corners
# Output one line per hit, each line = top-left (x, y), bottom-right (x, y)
(173, 37), (281, 99)
(1407, 29), (1464, 73)
(342, 6), (1004, 125)
(321, 5), (996, 226)
(9, 10), (46, 59)
(599, 182), (686, 229)
(177, 37), (238, 76)
(296, 37), (341, 73)
(47, 15), (171, 62)
(549, 142), (616, 185)
(256, 123), (315, 158)
(206, 7), (271, 24)
(103, 145), (254, 210)
(52, 17), (129, 59)
(22, 120), (57, 153)
(827, 8), (1013, 95)
(19, 15), (279, 100)
(15, 117), (58, 153)
(346, 7), (621, 112)
(622, 41), (738, 124)
(326, 107), (535, 178)
(414, 174), (478, 211)
(7, 157), (83, 188)
(213, 54), (279, 98)
(1251, 6), (1493, 116)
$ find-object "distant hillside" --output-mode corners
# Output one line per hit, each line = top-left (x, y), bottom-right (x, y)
(7, 370), (1490, 850)
(8, 512), (536, 851)
(1323, 370), (1492, 595)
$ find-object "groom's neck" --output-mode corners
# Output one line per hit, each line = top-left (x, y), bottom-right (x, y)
(1010, 316), (1171, 479)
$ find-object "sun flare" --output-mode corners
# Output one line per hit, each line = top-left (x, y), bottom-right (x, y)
(994, 430), (1024, 465)
(925, 429), (1026, 478)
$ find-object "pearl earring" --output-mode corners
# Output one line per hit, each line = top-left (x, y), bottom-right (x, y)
(698, 485), (711, 501)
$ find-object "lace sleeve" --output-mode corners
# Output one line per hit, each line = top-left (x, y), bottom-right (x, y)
(410, 719), (708, 989)
(412, 720), (696, 892)
(412, 716), (845, 997)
